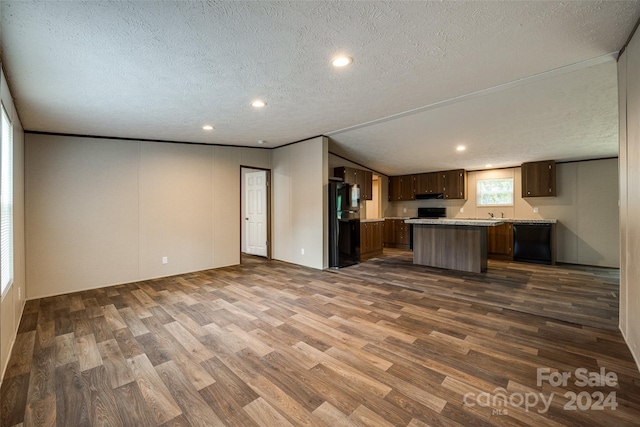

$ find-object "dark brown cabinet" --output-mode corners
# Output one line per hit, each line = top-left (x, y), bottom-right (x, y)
(384, 219), (410, 249)
(393, 169), (466, 200)
(442, 169), (466, 199)
(384, 218), (397, 244)
(357, 169), (373, 200)
(521, 160), (556, 197)
(334, 167), (373, 200)
(487, 223), (514, 260)
(388, 176), (402, 202)
(388, 175), (415, 201)
(360, 220), (384, 260)
(334, 166), (356, 185)
(415, 172), (443, 195)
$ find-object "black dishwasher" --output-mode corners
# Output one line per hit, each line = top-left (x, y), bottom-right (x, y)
(513, 223), (552, 265)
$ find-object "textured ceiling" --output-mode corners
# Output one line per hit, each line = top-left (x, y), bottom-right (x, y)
(329, 56), (620, 175)
(1, 1), (639, 172)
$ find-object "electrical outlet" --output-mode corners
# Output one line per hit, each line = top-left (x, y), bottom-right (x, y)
(533, 207), (539, 213)
(301, 248), (305, 255)
(18, 287), (21, 300)
(460, 207), (464, 213)
(162, 256), (168, 264)
(403, 208), (407, 213)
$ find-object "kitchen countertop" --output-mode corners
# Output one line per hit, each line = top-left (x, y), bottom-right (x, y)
(377, 217), (557, 224)
(405, 218), (505, 226)
(456, 218), (557, 224)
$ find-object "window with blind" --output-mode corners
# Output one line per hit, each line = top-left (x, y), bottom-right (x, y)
(1, 103), (13, 296)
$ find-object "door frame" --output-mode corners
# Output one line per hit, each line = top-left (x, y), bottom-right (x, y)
(240, 166), (272, 260)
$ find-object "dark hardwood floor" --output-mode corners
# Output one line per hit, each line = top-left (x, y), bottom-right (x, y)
(1, 250), (638, 426)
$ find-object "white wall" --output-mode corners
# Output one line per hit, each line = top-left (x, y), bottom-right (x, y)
(0, 67), (26, 382)
(273, 137), (328, 269)
(619, 29), (640, 370)
(25, 134), (271, 299)
(384, 159), (620, 267)
(139, 142), (214, 278)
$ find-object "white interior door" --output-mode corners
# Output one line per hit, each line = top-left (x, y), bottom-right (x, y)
(245, 170), (268, 257)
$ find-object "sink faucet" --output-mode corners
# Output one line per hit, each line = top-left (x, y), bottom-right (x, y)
(501, 212), (504, 218)
(488, 212), (494, 218)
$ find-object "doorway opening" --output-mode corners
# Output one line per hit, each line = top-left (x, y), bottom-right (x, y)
(241, 166), (271, 259)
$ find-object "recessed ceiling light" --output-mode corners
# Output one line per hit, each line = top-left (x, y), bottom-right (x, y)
(456, 145), (466, 152)
(251, 100), (267, 108)
(257, 140), (266, 145)
(332, 56), (353, 67)
(485, 164), (493, 168)
(202, 125), (214, 131)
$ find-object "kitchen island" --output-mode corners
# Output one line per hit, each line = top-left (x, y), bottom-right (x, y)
(404, 218), (504, 273)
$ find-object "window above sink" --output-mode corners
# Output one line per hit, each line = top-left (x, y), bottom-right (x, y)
(477, 178), (514, 207)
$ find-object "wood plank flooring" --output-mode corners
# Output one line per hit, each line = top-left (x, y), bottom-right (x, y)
(339, 249), (620, 330)
(2, 251), (639, 426)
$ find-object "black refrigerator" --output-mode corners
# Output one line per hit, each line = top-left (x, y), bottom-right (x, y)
(329, 181), (361, 268)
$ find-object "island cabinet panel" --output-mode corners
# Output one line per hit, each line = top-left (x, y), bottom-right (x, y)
(487, 222), (514, 260)
(360, 221), (384, 260)
(413, 224), (488, 273)
(384, 219), (410, 249)
(442, 169), (467, 199)
(388, 175), (415, 201)
(333, 166), (373, 200)
(522, 160), (556, 197)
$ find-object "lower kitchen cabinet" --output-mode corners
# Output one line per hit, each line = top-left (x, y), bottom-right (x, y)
(384, 219), (410, 250)
(487, 223), (513, 260)
(360, 220), (384, 260)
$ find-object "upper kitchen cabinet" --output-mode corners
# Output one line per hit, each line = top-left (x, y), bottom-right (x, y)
(521, 160), (556, 197)
(442, 169), (467, 199)
(357, 169), (373, 200)
(415, 172), (443, 195)
(334, 166), (373, 200)
(393, 169), (466, 200)
(334, 166), (357, 184)
(388, 175), (415, 201)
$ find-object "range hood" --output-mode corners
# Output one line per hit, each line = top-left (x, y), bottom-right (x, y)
(415, 193), (444, 200)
